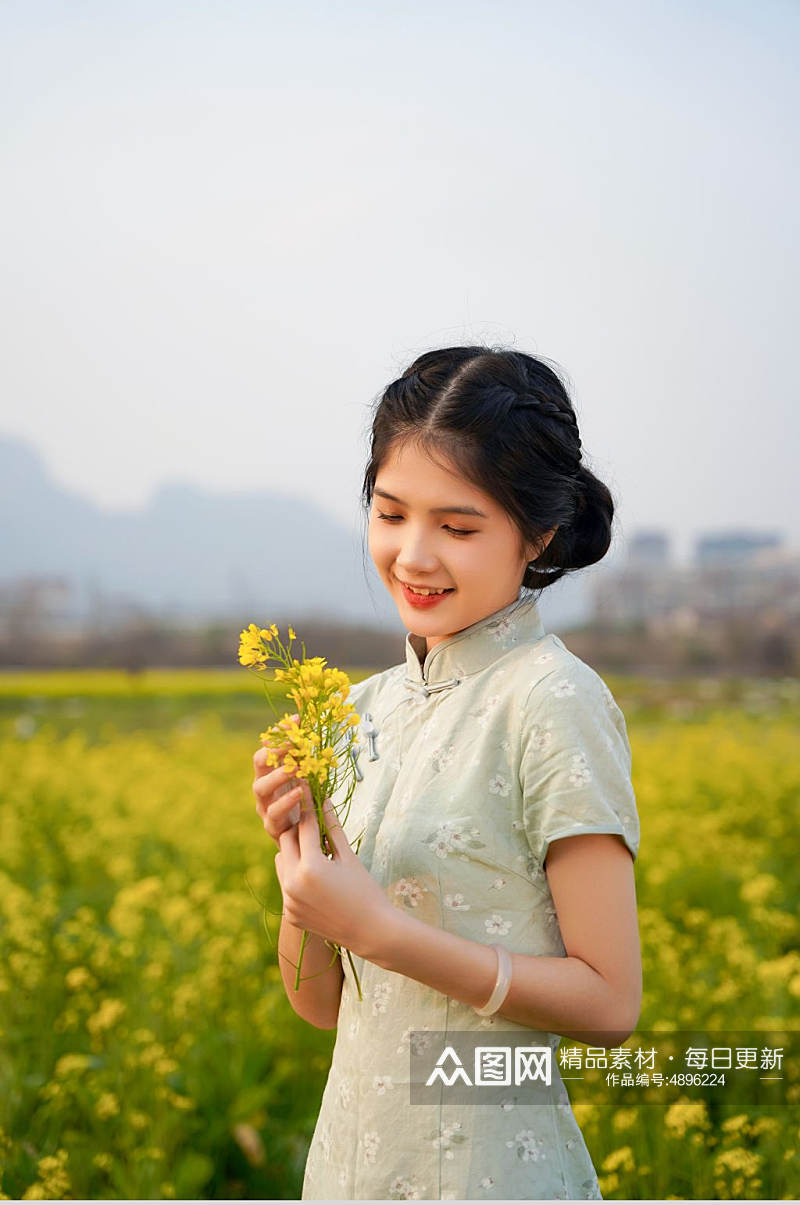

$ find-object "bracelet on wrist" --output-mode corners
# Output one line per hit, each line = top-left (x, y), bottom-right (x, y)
(474, 943), (513, 1017)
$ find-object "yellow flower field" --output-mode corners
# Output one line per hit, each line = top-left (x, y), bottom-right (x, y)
(0, 672), (798, 1200)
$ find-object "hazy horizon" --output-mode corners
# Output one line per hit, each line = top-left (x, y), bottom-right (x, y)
(2, 0), (798, 571)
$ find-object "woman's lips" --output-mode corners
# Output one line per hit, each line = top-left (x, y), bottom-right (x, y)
(397, 579), (455, 608)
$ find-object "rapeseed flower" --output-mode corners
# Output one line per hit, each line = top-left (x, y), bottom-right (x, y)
(237, 621), (363, 996)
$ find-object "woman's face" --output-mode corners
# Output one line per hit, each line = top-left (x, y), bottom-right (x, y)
(368, 439), (556, 654)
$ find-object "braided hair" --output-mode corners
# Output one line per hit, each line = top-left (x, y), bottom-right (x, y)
(361, 345), (614, 595)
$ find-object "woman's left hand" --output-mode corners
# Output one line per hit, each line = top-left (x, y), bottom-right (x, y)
(273, 795), (395, 960)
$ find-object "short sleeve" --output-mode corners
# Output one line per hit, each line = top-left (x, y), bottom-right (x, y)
(519, 665), (640, 866)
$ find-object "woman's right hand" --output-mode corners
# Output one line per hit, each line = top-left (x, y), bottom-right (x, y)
(252, 712), (311, 848)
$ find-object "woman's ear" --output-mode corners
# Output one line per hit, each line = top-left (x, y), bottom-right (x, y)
(526, 527), (558, 563)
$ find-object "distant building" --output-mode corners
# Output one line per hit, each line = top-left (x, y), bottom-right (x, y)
(628, 531), (671, 568)
(695, 531), (782, 567)
(590, 531), (799, 626)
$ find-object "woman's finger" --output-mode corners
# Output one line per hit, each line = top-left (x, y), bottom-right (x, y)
(296, 795), (325, 862)
(268, 784), (305, 827)
(318, 796), (349, 859)
(278, 816), (301, 869)
(283, 781), (309, 825)
(256, 780), (302, 822)
(253, 763), (300, 803)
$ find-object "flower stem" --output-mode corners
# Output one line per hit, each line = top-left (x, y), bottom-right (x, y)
(294, 926), (311, 991)
(344, 946), (363, 1001)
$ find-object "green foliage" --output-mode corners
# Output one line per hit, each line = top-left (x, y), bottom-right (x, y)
(0, 671), (798, 1199)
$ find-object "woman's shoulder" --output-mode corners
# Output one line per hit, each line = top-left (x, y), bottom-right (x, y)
(517, 633), (623, 720)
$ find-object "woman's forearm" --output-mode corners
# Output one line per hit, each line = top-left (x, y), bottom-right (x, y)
(278, 914), (344, 1030)
(362, 908), (635, 1046)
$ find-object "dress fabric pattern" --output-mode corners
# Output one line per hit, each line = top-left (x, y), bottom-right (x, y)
(301, 592), (640, 1201)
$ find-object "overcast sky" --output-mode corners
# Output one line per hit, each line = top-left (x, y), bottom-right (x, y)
(2, 0), (797, 568)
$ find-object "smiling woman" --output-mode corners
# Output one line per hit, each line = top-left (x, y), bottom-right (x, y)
(368, 441), (557, 653)
(270, 344), (640, 1202)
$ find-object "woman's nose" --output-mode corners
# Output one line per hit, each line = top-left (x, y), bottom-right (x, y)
(395, 540), (440, 571)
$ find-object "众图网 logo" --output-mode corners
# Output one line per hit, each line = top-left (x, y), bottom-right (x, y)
(425, 1044), (552, 1087)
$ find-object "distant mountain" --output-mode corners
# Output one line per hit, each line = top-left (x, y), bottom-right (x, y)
(0, 435), (401, 628)
(0, 435), (596, 631)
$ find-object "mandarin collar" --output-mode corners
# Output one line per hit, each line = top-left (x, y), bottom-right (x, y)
(403, 590), (546, 697)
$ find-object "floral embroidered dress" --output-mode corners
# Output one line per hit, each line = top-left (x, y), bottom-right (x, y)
(301, 591), (640, 1201)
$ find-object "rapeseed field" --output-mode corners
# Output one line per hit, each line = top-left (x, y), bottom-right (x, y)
(0, 671), (797, 1199)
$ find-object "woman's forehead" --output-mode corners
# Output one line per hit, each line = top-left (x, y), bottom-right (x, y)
(376, 442), (494, 511)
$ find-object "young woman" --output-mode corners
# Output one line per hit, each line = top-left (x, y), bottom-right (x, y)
(253, 346), (642, 1201)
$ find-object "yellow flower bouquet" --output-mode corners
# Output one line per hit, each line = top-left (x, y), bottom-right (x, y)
(238, 621), (365, 999)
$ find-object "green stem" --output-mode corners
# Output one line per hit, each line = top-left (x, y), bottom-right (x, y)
(344, 946), (363, 1001)
(294, 926), (310, 991)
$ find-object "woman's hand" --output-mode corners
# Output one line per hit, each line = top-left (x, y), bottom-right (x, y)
(252, 712), (308, 847)
(273, 796), (395, 962)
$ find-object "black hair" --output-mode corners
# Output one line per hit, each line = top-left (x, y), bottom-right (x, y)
(360, 344), (615, 607)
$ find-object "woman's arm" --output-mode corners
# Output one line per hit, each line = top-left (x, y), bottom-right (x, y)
(277, 912), (344, 1030)
(361, 832), (641, 1046)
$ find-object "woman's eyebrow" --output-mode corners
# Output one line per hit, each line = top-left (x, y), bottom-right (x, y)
(374, 488), (488, 518)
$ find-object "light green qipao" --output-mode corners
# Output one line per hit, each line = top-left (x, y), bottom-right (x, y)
(301, 592), (640, 1201)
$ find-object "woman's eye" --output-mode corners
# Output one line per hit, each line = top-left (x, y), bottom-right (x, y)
(375, 512), (475, 538)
